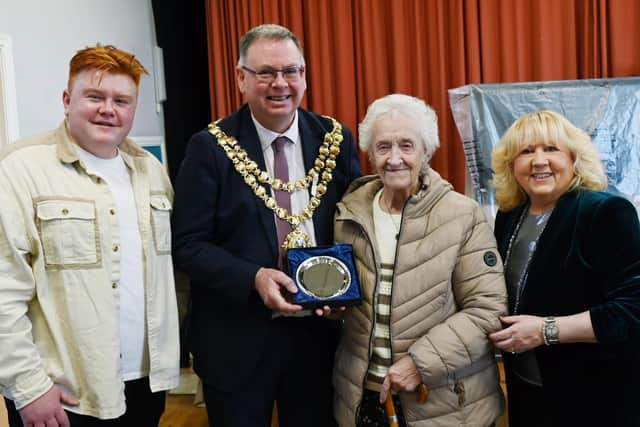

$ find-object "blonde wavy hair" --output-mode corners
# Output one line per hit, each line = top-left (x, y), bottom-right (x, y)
(492, 110), (607, 211)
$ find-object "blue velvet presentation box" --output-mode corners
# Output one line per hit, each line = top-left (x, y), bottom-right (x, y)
(286, 244), (362, 309)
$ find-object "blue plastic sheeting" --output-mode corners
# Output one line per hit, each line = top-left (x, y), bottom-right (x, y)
(449, 77), (640, 218)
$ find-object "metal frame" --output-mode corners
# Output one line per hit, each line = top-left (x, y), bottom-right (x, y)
(0, 34), (20, 146)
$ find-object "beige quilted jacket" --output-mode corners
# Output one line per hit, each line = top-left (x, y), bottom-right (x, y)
(333, 170), (507, 427)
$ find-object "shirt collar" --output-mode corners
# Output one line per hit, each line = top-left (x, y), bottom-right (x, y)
(251, 111), (300, 153)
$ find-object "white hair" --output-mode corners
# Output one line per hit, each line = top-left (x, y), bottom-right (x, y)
(358, 94), (440, 167)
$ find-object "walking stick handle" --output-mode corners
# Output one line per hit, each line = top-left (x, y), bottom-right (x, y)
(416, 383), (429, 404)
(384, 383), (428, 426)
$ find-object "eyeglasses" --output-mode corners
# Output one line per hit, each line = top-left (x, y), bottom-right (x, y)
(241, 65), (305, 83)
(373, 141), (417, 155)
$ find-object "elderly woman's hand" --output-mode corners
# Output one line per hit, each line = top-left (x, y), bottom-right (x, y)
(489, 315), (545, 354)
(379, 355), (422, 404)
(314, 305), (346, 319)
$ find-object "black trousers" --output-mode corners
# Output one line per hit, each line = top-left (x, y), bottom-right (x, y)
(506, 373), (553, 427)
(201, 316), (338, 427)
(5, 377), (166, 427)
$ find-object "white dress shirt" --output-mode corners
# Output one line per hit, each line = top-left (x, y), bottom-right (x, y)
(251, 112), (318, 246)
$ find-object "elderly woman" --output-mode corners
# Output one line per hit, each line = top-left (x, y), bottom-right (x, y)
(488, 110), (640, 426)
(331, 94), (507, 427)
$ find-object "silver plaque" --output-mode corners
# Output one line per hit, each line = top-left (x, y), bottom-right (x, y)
(295, 255), (351, 299)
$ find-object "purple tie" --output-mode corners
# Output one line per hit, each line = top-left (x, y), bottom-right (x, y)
(273, 137), (292, 267)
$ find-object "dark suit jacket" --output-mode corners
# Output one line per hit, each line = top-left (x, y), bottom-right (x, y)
(495, 190), (640, 426)
(172, 105), (361, 391)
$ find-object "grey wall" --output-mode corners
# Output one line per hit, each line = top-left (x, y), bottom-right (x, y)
(0, 0), (163, 141)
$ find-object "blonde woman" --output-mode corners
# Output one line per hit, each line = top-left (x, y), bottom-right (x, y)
(489, 110), (640, 426)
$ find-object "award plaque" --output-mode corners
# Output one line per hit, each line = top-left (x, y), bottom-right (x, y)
(286, 244), (362, 309)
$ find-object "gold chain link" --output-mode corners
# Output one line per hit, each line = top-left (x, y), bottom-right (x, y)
(207, 116), (343, 228)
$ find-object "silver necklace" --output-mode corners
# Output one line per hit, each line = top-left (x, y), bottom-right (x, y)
(382, 192), (402, 240)
(503, 206), (552, 314)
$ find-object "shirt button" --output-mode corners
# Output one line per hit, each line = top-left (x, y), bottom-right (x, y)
(110, 208), (116, 215)
(112, 244), (119, 252)
(96, 177), (102, 183)
(62, 208), (69, 215)
(112, 282), (118, 289)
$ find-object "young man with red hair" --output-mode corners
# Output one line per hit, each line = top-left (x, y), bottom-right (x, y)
(0, 45), (179, 426)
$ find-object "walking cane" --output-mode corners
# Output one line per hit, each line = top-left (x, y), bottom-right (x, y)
(384, 394), (400, 427)
(384, 384), (428, 426)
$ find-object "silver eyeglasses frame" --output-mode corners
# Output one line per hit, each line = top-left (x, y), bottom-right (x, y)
(241, 65), (305, 83)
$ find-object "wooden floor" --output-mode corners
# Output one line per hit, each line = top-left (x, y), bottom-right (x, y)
(0, 363), (509, 427)
(159, 395), (507, 427)
(159, 390), (507, 426)
(159, 394), (209, 427)
(0, 398), (6, 427)
(158, 362), (508, 427)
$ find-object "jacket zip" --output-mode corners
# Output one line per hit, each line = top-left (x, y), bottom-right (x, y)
(384, 199), (411, 410)
(351, 197), (408, 420)
(346, 218), (380, 421)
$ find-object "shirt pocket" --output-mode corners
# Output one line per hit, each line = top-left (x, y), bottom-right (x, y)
(36, 199), (100, 268)
(150, 194), (172, 255)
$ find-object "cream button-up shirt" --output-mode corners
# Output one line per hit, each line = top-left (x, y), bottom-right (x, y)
(0, 122), (180, 418)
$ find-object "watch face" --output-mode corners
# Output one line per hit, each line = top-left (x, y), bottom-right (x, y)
(545, 320), (560, 343)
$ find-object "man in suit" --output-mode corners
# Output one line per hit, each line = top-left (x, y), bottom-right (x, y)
(172, 24), (361, 426)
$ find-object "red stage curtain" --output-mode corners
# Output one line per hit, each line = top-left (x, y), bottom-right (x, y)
(205, 0), (640, 191)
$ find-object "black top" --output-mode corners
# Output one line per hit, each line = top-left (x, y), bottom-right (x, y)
(504, 211), (551, 387)
(495, 190), (640, 426)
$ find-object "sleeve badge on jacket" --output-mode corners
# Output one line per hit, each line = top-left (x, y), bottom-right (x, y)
(483, 251), (498, 267)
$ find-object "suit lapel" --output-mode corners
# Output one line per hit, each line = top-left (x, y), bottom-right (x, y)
(225, 108), (329, 257)
(506, 192), (578, 313)
(298, 111), (327, 243)
(234, 108), (279, 261)
(299, 111), (323, 175)
(528, 192), (577, 273)
(497, 205), (525, 257)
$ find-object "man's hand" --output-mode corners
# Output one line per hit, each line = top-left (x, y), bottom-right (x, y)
(254, 267), (303, 313)
(379, 355), (422, 403)
(19, 385), (79, 427)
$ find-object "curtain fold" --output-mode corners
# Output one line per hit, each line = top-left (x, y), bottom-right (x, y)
(205, 0), (640, 191)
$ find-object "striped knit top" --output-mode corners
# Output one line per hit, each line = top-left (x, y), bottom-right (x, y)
(365, 189), (400, 391)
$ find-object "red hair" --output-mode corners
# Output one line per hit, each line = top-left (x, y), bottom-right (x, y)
(68, 44), (148, 90)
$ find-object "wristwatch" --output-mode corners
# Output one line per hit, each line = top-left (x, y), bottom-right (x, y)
(542, 316), (560, 345)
